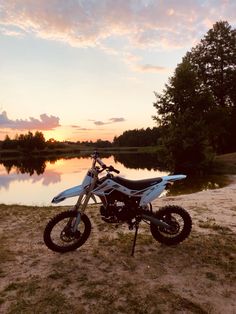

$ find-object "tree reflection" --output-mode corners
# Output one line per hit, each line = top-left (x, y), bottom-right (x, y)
(113, 153), (166, 171)
(1, 157), (56, 176)
(0, 154), (229, 195)
(0, 153), (166, 176)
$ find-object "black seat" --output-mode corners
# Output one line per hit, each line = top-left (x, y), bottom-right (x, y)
(111, 176), (162, 190)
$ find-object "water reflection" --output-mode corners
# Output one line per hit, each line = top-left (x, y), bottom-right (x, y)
(0, 153), (165, 176)
(167, 174), (231, 196)
(113, 153), (164, 171)
(0, 154), (230, 205)
(0, 170), (61, 190)
(1, 157), (56, 176)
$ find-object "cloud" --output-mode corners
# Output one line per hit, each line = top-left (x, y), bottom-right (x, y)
(0, 111), (60, 130)
(1, 0), (235, 51)
(0, 170), (61, 190)
(70, 125), (90, 130)
(0, 26), (23, 37)
(122, 52), (167, 72)
(94, 121), (106, 126)
(135, 64), (166, 73)
(92, 117), (125, 126)
(109, 118), (125, 123)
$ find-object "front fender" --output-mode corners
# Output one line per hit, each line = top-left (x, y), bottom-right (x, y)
(52, 185), (84, 204)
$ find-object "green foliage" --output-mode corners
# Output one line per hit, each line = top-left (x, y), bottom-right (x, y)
(113, 127), (161, 147)
(94, 139), (113, 148)
(1, 135), (18, 149)
(189, 21), (236, 109)
(2, 131), (46, 151)
(153, 21), (236, 172)
(187, 21), (236, 153)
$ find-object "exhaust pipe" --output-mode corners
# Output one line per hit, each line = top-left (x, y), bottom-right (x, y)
(142, 214), (171, 230)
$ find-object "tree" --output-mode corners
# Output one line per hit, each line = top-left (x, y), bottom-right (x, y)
(2, 131), (46, 152)
(153, 21), (236, 171)
(2, 134), (18, 149)
(2, 135), (11, 149)
(154, 59), (213, 172)
(186, 21), (236, 152)
(189, 21), (236, 108)
(34, 131), (46, 150)
(113, 127), (161, 147)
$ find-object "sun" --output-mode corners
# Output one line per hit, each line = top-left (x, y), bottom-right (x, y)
(43, 129), (68, 142)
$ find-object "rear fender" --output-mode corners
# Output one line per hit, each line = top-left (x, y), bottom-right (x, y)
(140, 180), (167, 206)
(139, 175), (186, 206)
(162, 175), (186, 182)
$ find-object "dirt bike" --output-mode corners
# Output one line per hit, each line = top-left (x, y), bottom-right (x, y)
(44, 152), (192, 256)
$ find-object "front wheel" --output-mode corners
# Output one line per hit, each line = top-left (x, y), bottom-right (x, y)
(44, 210), (91, 253)
(150, 205), (192, 245)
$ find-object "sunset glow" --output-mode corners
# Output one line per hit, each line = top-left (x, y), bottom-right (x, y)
(0, 1), (235, 142)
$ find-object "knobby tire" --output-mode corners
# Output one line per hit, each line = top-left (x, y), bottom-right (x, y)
(44, 210), (91, 253)
(150, 205), (192, 245)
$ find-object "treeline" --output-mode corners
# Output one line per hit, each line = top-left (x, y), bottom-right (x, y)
(71, 139), (112, 148)
(1, 131), (47, 151)
(0, 131), (113, 151)
(113, 127), (161, 147)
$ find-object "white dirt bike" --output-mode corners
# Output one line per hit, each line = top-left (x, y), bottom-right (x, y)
(44, 152), (192, 255)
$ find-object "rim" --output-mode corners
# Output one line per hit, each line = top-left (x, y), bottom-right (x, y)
(158, 213), (184, 238)
(50, 217), (85, 248)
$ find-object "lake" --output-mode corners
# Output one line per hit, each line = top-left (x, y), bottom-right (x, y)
(0, 153), (228, 206)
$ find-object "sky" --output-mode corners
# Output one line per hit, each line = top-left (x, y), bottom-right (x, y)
(0, 0), (235, 142)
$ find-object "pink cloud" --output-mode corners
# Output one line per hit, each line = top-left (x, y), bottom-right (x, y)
(0, 1), (235, 50)
(135, 64), (166, 73)
(92, 117), (125, 126)
(0, 111), (60, 130)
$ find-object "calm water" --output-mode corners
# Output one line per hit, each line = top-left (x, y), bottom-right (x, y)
(0, 153), (228, 205)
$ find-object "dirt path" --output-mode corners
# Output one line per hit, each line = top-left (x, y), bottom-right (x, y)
(0, 179), (235, 313)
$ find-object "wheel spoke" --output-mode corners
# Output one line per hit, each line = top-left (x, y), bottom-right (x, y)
(159, 213), (183, 237)
(50, 218), (85, 247)
(44, 211), (91, 253)
(150, 205), (192, 245)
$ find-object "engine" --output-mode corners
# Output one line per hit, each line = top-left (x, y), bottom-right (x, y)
(100, 202), (136, 223)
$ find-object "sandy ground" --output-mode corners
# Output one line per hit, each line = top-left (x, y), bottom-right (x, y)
(0, 177), (235, 313)
(153, 175), (236, 234)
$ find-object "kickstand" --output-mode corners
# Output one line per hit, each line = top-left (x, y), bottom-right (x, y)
(131, 223), (139, 257)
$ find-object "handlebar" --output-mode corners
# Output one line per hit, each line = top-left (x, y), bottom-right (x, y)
(107, 165), (120, 174)
(92, 151), (120, 174)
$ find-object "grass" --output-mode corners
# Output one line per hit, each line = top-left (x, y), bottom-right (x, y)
(0, 235), (16, 278)
(7, 288), (77, 314)
(198, 218), (232, 233)
(0, 204), (235, 313)
(213, 152), (236, 174)
(0, 145), (159, 159)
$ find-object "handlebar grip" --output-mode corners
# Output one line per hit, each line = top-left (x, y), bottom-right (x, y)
(109, 166), (120, 174)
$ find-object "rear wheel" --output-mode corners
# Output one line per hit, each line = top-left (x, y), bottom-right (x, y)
(44, 210), (91, 253)
(150, 205), (192, 245)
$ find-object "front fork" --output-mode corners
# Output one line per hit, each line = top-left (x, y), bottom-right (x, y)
(70, 193), (89, 233)
(71, 180), (97, 232)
